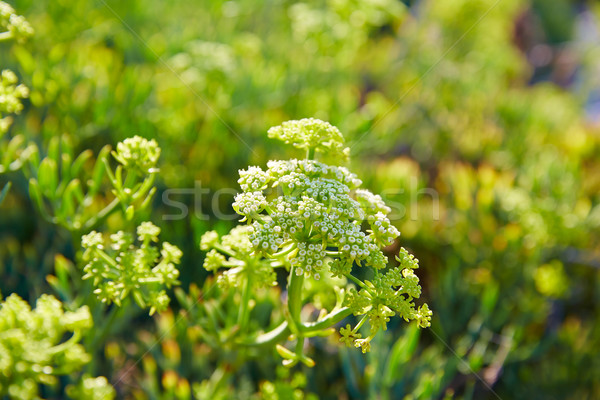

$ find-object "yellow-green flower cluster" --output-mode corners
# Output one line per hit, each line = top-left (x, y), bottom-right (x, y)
(267, 118), (350, 159)
(0, 69), (29, 135)
(66, 375), (116, 400)
(338, 248), (432, 352)
(112, 135), (161, 174)
(0, 1), (33, 43)
(200, 226), (277, 290)
(81, 222), (181, 315)
(0, 293), (103, 399)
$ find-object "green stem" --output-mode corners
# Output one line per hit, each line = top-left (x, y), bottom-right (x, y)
(287, 267), (305, 331)
(96, 248), (118, 268)
(300, 307), (352, 332)
(306, 147), (315, 160)
(239, 321), (290, 347)
(48, 331), (82, 355)
(345, 273), (371, 293)
(214, 243), (237, 258)
(353, 314), (369, 334)
(123, 169), (138, 190)
(271, 242), (295, 258)
(295, 335), (305, 353)
(85, 303), (125, 374)
(237, 271), (252, 331)
(81, 197), (120, 232)
(239, 307), (353, 347)
(92, 305), (123, 350)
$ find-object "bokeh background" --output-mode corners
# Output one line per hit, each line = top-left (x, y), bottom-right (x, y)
(1, 0), (600, 399)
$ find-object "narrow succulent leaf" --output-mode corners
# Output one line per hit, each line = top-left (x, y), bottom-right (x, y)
(61, 152), (72, 183)
(47, 136), (60, 163)
(0, 181), (11, 205)
(28, 178), (54, 222)
(38, 157), (58, 199)
(71, 149), (93, 177)
(89, 145), (111, 196)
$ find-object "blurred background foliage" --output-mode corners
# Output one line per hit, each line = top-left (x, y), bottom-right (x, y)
(1, 0), (600, 398)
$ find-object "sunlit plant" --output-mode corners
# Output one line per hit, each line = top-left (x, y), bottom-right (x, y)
(81, 221), (182, 315)
(0, 293), (114, 400)
(201, 118), (431, 365)
(0, 1), (35, 190)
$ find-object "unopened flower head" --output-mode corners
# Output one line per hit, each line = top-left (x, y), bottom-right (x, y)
(267, 118), (350, 159)
(113, 136), (161, 174)
(1, 69), (29, 118)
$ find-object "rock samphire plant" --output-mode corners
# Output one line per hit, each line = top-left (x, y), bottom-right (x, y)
(201, 118), (431, 366)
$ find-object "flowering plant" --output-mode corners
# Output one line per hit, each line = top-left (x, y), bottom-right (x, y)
(201, 118), (431, 365)
(0, 293), (114, 400)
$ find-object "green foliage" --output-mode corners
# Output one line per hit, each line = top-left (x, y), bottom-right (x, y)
(0, 0), (599, 399)
(27, 135), (159, 231)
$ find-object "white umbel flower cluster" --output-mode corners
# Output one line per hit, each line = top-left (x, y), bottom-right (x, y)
(232, 157), (399, 279)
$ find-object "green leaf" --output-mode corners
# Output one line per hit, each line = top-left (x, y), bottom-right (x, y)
(276, 344), (297, 360)
(47, 136), (60, 163)
(60, 179), (82, 222)
(89, 145), (111, 196)
(61, 152), (73, 183)
(0, 182), (11, 205)
(38, 157), (59, 199)
(29, 178), (53, 222)
(383, 323), (420, 384)
(60, 134), (74, 159)
(25, 144), (40, 175)
(54, 254), (73, 286)
(71, 149), (93, 178)
(125, 205), (134, 220)
(481, 281), (499, 318)
(132, 291), (146, 309)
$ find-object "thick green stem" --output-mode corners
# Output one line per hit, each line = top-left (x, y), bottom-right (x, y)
(306, 147), (315, 160)
(287, 267), (305, 331)
(123, 169), (138, 190)
(92, 305), (122, 349)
